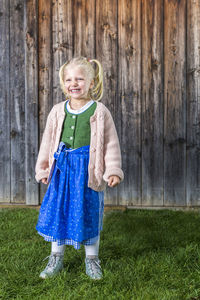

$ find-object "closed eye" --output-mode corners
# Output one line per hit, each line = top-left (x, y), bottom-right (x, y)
(65, 78), (84, 81)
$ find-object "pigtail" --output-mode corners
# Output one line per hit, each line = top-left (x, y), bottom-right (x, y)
(89, 59), (104, 101)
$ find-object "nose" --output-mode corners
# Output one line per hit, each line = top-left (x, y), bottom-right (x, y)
(71, 79), (78, 85)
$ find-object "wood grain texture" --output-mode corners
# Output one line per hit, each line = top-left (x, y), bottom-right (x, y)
(118, 0), (142, 205)
(141, 0), (164, 206)
(1, 0), (200, 207)
(96, 0), (119, 205)
(38, 0), (53, 202)
(186, 0), (200, 206)
(10, 0), (25, 203)
(38, 0), (53, 133)
(52, 0), (73, 105)
(73, 0), (96, 58)
(0, 0), (10, 202)
(164, 0), (186, 206)
(25, 0), (39, 205)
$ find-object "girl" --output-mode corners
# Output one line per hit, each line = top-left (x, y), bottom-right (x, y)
(35, 56), (124, 280)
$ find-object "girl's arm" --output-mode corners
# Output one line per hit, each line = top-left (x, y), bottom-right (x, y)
(35, 110), (54, 183)
(103, 108), (124, 183)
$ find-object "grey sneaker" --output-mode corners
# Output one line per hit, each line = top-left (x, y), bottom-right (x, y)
(39, 253), (64, 279)
(85, 257), (103, 280)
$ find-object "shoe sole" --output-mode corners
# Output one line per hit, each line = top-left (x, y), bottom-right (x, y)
(39, 266), (64, 279)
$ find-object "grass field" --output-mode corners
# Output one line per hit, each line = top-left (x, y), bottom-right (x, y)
(1, 208), (200, 300)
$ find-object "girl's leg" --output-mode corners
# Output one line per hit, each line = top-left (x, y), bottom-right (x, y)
(84, 237), (102, 280)
(51, 242), (66, 255)
(39, 242), (65, 279)
(84, 237), (100, 258)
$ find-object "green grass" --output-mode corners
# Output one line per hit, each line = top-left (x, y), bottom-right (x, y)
(1, 209), (200, 300)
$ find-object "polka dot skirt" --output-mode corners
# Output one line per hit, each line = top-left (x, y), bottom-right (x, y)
(36, 142), (104, 250)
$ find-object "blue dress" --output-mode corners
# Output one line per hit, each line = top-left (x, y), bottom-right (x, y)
(36, 142), (104, 250)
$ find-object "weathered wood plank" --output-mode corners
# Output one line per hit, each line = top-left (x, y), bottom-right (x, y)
(164, 0), (186, 206)
(52, 0), (73, 105)
(38, 0), (53, 133)
(118, 0), (142, 206)
(186, 0), (200, 206)
(73, 0), (96, 58)
(38, 0), (53, 203)
(25, 0), (39, 205)
(0, 0), (10, 203)
(10, 0), (26, 203)
(96, 0), (118, 205)
(141, 0), (164, 206)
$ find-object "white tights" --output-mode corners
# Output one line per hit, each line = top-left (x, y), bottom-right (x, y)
(51, 237), (100, 257)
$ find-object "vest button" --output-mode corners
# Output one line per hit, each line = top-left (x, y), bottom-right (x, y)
(71, 125), (75, 129)
(72, 115), (76, 119)
(70, 136), (73, 140)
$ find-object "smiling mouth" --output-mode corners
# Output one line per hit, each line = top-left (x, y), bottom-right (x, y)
(69, 89), (81, 93)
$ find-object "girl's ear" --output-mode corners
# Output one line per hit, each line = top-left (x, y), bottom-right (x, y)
(90, 79), (94, 89)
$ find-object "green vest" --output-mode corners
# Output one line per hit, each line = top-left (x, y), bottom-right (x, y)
(60, 101), (97, 148)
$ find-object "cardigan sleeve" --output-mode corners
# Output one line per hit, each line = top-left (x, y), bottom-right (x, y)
(102, 108), (124, 182)
(35, 109), (54, 183)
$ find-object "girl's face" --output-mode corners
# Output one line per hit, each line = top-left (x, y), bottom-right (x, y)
(64, 65), (94, 101)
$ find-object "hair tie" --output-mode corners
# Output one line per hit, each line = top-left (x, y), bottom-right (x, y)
(87, 58), (91, 63)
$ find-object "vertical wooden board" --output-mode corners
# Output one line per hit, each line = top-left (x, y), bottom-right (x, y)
(141, 0), (164, 206)
(186, 1), (200, 206)
(73, 0), (96, 58)
(25, 0), (39, 205)
(10, 0), (26, 203)
(0, 0), (10, 203)
(38, 0), (52, 203)
(164, 0), (186, 206)
(96, 0), (119, 205)
(38, 0), (53, 132)
(118, 0), (142, 206)
(52, 0), (73, 105)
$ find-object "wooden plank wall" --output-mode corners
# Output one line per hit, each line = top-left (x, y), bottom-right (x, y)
(0, 0), (39, 204)
(141, 0), (164, 206)
(187, 1), (200, 206)
(1, 0), (200, 207)
(0, 0), (10, 203)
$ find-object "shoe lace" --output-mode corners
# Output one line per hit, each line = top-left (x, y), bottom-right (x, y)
(43, 254), (57, 270)
(87, 258), (102, 275)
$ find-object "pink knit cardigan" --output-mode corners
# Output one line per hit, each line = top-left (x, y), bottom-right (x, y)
(35, 100), (124, 191)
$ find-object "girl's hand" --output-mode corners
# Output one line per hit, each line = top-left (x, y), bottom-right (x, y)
(41, 178), (48, 185)
(108, 175), (121, 187)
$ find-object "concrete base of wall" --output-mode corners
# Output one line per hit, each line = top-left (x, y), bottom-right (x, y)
(0, 203), (127, 212)
(127, 206), (200, 212)
(1, 203), (200, 212)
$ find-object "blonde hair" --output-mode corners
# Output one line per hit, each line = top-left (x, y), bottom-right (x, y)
(59, 56), (103, 101)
